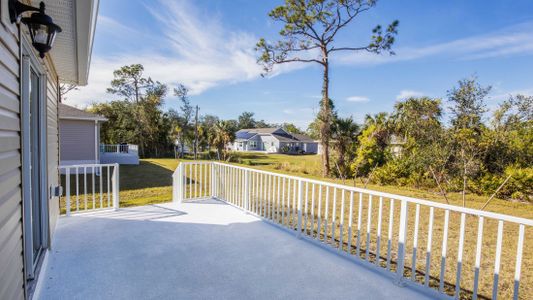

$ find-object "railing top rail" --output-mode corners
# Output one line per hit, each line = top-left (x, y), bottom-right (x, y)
(59, 163), (119, 168)
(178, 161), (532, 226)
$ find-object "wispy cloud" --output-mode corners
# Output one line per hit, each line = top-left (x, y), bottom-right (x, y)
(338, 21), (533, 66)
(346, 96), (370, 103)
(66, 0), (297, 106)
(395, 90), (425, 100)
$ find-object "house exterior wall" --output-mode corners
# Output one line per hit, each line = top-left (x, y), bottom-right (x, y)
(59, 119), (97, 163)
(303, 142), (318, 154)
(46, 65), (60, 245)
(258, 135), (279, 152)
(0, 11), (25, 300)
(246, 135), (262, 151)
(0, 9), (62, 299)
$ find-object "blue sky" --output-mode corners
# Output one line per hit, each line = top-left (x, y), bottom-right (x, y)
(66, 0), (533, 128)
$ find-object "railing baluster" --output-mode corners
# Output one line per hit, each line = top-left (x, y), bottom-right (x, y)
(356, 192), (363, 258)
(455, 213), (466, 298)
(311, 184), (316, 237)
(297, 179), (303, 237)
(287, 178), (291, 225)
(198, 164), (202, 199)
(425, 207), (434, 287)
(189, 163), (193, 199)
(347, 191), (354, 254)
(99, 166), (103, 208)
(339, 190), (345, 251)
(492, 220), (504, 300)
(396, 200), (409, 283)
(282, 177), (286, 225)
(439, 210), (450, 292)
(268, 174), (272, 219)
(107, 165), (110, 207)
(195, 163), (198, 199)
(411, 204), (420, 280)
(304, 182), (309, 234)
(65, 168), (71, 216)
(513, 224), (525, 300)
(277, 176), (281, 223)
(376, 196), (383, 266)
(76, 167), (79, 211)
(386, 198), (394, 271)
(92, 166), (95, 209)
(84, 166), (87, 209)
(293, 178), (297, 229)
(331, 188), (337, 245)
(472, 216), (484, 300)
(366, 194), (373, 261)
(324, 186), (330, 242)
(317, 185), (322, 240)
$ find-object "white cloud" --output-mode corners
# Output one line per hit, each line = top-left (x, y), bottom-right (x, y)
(65, 0), (300, 107)
(338, 21), (533, 66)
(346, 96), (370, 103)
(395, 90), (425, 100)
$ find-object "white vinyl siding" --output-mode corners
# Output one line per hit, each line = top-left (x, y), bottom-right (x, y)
(46, 74), (60, 239)
(0, 9), (24, 300)
(59, 119), (96, 162)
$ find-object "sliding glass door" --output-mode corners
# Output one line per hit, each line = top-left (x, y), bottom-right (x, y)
(29, 69), (43, 264)
(22, 42), (48, 280)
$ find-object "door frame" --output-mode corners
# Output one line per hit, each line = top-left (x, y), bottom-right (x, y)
(21, 36), (49, 280)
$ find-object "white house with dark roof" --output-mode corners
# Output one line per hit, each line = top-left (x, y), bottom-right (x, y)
(230, 128), (318, 154)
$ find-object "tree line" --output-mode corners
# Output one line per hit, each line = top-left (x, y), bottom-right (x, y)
(89, 64), (303, 160)
(305, 77), (532, 204)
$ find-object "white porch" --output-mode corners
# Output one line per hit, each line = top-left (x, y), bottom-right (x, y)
(37, 200), (430, 300)
(100, 144), (140, 165)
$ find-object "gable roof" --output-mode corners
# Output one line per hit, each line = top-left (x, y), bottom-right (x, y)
(236, 127), (316, 143)
(59, 103), (107, 121)
(237, 128), (280, 134)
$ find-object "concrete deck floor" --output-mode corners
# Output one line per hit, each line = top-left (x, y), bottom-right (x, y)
(37, 199), (431, 300)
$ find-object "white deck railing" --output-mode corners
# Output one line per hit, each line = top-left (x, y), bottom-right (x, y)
(100, 144), (138, 154)
(59, 163), (120, 215)
(172, 161), (531, 300)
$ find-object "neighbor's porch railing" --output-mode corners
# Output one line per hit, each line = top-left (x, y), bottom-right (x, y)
(59, 163), (120, 215)
(100, 144), (138, 154)
(172, 161), (532, 300)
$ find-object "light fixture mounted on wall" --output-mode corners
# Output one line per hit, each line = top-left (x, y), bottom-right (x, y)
(9, 0), (62, 58)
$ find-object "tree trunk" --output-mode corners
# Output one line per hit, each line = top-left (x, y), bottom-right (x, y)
(320, 56), (331, 177)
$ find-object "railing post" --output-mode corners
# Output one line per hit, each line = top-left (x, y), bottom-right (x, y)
(396, 199), (408, 285)
(297, 179), (303, 237)
(244, 169), (250, 211)
(179, 163), (184, 203)
(211, 163), (216, 198)
(65, 168), (71, 216)
(172, 165), (180, 203)
(112, 163), (120, 210)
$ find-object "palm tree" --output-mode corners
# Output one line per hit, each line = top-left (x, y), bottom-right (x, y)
(332, 117), (359, 178)
(209, 121), (236, 160)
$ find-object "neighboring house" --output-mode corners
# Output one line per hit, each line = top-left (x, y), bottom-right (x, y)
(59, 103), (107, 166)
(230, 128), (318, 154)
(0, 1), (99, 299)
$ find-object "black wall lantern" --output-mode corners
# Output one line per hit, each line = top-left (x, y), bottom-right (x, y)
(9, 0), (62, 58)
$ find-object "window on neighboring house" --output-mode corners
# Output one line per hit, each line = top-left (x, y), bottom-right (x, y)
(250, 141), (257, 148)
